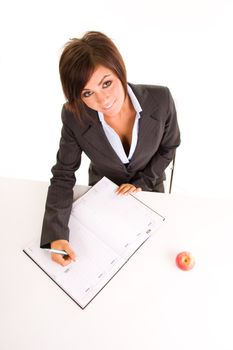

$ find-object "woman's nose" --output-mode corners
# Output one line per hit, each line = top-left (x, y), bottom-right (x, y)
(96, 91), (110, 106)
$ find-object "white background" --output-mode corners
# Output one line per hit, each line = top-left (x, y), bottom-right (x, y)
(0, 0), (232, 198)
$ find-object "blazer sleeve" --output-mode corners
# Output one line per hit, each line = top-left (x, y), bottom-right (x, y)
(40, 108), (82, 248)
(130, 88), (180, 191)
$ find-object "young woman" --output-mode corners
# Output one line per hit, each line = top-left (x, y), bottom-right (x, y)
(40, 31), (180, 266)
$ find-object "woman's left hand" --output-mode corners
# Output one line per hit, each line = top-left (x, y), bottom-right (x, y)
(116, 183), (142, 195)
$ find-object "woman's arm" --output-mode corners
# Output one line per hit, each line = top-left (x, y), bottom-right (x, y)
(40, 113), (82, 248)
(130, 88), (180, 191)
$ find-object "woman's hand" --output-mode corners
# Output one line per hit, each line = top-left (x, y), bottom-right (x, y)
(50, 239), (76, 266)
(116, 183), (142, 195)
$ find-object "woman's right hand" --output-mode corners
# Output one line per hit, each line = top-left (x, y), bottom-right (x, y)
(50, 239), (76, 266)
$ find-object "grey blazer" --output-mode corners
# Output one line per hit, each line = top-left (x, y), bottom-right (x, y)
(40, 84), (180, 247)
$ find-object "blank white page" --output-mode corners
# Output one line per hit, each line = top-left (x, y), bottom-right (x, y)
(71, 177), (164, 257)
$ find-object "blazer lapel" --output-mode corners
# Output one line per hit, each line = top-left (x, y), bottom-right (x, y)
(79, 108), (123, 165)
(128, 84), (161, 165)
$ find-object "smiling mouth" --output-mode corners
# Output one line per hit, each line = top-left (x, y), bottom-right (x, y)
(102, 100), (115, 111)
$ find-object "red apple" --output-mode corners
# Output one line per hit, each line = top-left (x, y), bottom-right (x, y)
(176, 251), (195, 271)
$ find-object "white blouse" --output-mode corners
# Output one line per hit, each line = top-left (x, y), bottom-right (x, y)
(98, 84), (142, 164)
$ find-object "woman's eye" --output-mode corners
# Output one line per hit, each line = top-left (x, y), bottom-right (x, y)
(103, 80), (112, 88)
(82, 91), (93, 98)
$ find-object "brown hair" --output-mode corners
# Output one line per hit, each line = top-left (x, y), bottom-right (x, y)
(59, 31), (128, 119)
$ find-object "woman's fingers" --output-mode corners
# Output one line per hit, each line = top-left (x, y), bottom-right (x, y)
(51, 252), (72, 266)
(116, 183), (142, 195)
(50, 239), (77, 266)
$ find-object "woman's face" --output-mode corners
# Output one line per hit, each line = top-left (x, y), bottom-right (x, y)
(81, 65), (126, 117)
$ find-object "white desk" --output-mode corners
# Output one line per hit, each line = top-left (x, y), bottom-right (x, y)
(1, 177), (233, 350)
